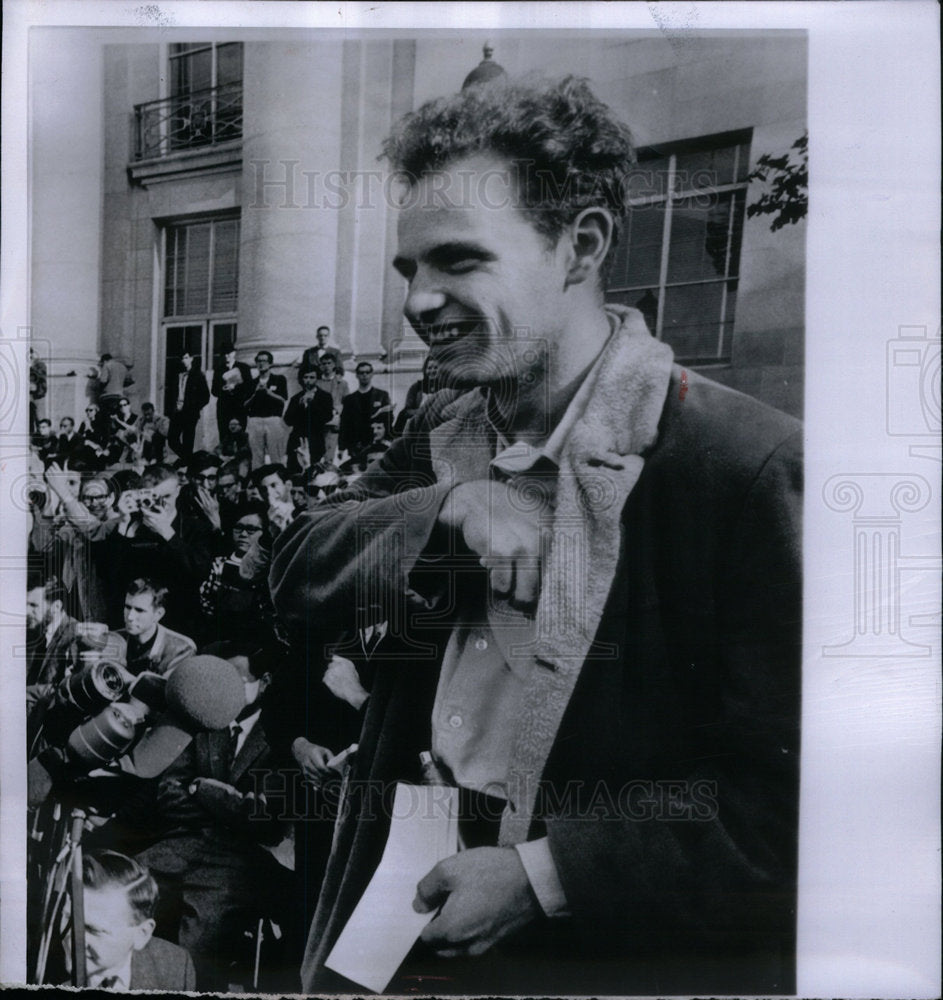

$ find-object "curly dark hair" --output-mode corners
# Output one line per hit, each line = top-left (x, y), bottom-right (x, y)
(381, 74), (636, 274)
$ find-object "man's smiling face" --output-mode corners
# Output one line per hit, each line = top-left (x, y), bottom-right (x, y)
(393, 154), (570, 393)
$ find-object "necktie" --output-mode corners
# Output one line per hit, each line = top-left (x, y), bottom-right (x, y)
(226, 723), (242, 769)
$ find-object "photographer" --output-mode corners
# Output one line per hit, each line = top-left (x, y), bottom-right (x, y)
(102, 464), (215, 637)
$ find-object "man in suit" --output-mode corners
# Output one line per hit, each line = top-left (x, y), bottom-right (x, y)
(270, 75), (801, 995)
(284, 369), (334, 471)
(338, 361), (393, 459)
(211, 342), (253, 438)
(110, 578), (196, 677)
(296, 324), (346, 382)
(135, 643), (293, 991)
(58, 849), (196, 990)
(167, 351), (210, 460)
(25, 573), (79, 688)
(245, 350), (289, 468)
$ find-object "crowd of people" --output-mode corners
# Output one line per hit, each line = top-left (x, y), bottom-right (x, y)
(25, 332), (439, 991)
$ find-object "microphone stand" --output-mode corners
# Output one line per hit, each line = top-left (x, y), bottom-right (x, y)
(68, 808), (87, 987)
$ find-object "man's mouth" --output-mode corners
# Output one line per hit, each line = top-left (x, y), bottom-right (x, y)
(425, 320), (482, 346)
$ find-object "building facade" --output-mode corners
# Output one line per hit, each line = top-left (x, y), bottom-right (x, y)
(31, 30), (806, 448)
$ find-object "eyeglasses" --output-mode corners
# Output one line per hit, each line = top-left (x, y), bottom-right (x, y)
(233, 523), (263, 534)
(218, 480), (238, 490)
(193, 472), (218, 483)
(82, 493), (109, 503)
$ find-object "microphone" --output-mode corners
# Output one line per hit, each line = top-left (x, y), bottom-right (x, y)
(123, 655), (247, 778)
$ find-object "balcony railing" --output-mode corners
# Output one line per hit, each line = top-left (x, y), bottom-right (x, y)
(133, 83), (243, 161)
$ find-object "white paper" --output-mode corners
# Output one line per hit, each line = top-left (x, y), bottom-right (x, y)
(325, 782), (458, 993)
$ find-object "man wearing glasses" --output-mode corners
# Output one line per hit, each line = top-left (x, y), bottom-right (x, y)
(38, 466), (117, 622)
(245, 351), (289, 468)
(199, 503), (278, 646)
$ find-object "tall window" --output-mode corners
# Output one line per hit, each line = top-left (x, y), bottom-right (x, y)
(607, 130), (752, 364)
(162, 215), (240, 414)
(168, 42), (243, 150)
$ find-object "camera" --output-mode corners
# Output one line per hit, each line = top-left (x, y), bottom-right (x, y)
(886, 325), (941, 436)
(66, 704), (138, 769)
(62, 660), (127, 717)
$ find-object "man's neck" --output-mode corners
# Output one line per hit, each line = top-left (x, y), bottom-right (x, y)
(492, 307), (613, 443)
(131, 624), (158, 647)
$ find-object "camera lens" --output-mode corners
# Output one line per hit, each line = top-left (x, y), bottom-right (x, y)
(67, 706), (136, 768)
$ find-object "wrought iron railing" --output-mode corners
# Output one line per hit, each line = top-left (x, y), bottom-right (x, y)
(133, 83), (243, 160)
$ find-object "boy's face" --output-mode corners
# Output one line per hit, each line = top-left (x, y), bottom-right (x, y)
(61, 885), (154, 978)
(228, 418), (243, 434)
(123, 592), (164, 637)
(229, 653), (268, 707)
(260, 472), (289, 505)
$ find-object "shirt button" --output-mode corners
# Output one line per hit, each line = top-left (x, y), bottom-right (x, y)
(474, 637), (488, 651)
(448, 714), (463, 729)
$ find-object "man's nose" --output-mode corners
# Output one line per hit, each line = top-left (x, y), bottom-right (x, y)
(404, 279), (447, 329)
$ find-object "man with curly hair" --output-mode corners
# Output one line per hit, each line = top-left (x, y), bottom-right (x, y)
(272, 75), (801, 995)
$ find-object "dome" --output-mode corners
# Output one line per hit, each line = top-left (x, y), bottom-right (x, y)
(461, 43), (507, 90)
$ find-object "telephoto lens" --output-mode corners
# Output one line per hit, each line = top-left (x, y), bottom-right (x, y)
(63, 660), (127, 715)
(66, 705), (137, 768)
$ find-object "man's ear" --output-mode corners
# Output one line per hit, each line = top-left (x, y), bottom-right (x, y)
(563, 207), (614, 289)
(132, 918), (155, 951)
(154, 605), (166, 624)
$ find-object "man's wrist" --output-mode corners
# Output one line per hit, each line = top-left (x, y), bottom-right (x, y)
(514, 838), (570, 918)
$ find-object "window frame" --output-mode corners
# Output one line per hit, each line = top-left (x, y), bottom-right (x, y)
(607, 128), (753, 365)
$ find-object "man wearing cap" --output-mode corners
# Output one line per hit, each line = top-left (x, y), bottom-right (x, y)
(211, 343), (253, 439)
(271, 75), (801, 995)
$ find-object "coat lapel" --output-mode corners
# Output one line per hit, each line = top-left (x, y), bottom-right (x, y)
(500, 307), (673, 844)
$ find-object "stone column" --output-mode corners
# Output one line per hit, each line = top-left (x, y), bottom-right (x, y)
(30, 33), (105, 423)
(238, 41), (344, 368)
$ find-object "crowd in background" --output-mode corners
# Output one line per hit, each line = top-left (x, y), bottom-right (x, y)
(24, 328), (441, 991)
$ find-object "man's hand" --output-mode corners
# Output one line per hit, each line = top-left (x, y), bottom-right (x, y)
(141, 500), (176, 540)
(193, 486), (221, 531)
(44, 463), (77, 500)
(268, 498), (294, 533)
(322, 655), (370, 711)
(438, 480), (549, 612)
(291, 737), (334, 785)
(414, 847), (540, 957)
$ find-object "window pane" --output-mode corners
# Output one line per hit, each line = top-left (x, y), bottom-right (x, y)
(661, 281), (735, 361)
(674, 144), (738, 190)
(182, 224), (211, 314)
(211, 219), (240, 313)
(667, 192), (746, 284)
(216, 43), (243, 87)
(610, 203), (665, 290)
(625, 154), (670, 200)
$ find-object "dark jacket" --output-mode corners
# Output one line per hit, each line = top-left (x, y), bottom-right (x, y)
(284, 387), (335, 464)
(169, 365), (210, 418)
(245, 372), (289, 419)
(271, 326), (802, 995)
(338, 386), (392, 455)
(211, 360), (253, 417)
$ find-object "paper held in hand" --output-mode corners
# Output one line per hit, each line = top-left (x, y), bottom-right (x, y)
(324, 781), (458, 993)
